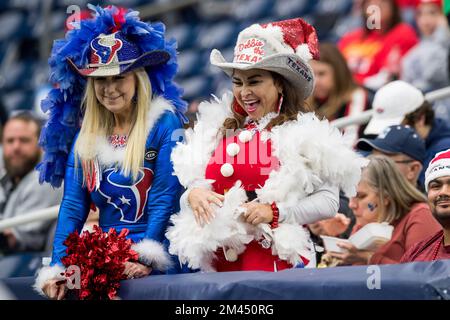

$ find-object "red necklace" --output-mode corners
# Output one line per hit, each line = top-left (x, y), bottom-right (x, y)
(431, 235), (444, 261)
(109, 134), (128, 148)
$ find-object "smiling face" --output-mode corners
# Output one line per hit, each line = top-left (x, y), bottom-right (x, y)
(93, 71), (136, 115)
(428, 176), (450, 227)
(232, 69), (282, 121)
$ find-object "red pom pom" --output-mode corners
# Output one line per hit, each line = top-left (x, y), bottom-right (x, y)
(61, 225), (138, 300)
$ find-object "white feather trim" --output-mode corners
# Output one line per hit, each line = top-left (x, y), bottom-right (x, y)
(96, 95), (174, 167)
(132, 239), (173, 271)
(271, 224), (312, 266)
(167, 181), (252, 271)
(296, 44), (313, 62)
(169, 93), (367, 270)
(256, 113), (369, 207)
(171, 92), (233, 188)
(33, 264), (65, 297)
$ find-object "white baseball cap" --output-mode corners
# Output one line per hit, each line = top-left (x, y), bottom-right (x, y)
(364, 81), (425, 135)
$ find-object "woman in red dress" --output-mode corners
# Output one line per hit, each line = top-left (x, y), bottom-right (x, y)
(167, 18), (367, 272)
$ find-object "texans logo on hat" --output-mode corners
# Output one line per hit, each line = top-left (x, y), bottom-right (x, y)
(68, 31), (170, 77)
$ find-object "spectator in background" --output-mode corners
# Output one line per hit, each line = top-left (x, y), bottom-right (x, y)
(401, 0), (450, 93)
(401, 0), (450, 123)
(401, 148), (450, 262)
(364, 80), (450, 187)
(356, 125), (426, 188)
(326, 155), (440, 266)
(308, 43), (373, 144)
(0, 112), (62, 254)
(338, 0), (418, 90)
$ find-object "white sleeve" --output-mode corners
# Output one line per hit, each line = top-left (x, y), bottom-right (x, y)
(278, 183), (339, 225)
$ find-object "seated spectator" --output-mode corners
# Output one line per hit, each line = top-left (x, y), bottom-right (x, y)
(402, 0), (450, 123)
(401, 0), (450, 93)
(364, 80), (450, 187)
(308, 42), (373, 144)
(356, 125), (426, 188)
(0, 112), (62, 254)
(401, 148), (450, 262)
(338, 0), (418, 90)
(326, 155), (440, 266)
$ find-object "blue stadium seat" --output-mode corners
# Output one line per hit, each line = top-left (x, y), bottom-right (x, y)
(196, 21), (238, 50)
(2, 90), (26, 113)
(314, 0), (353, 16)
(177, 75), (213, 102)
(0, 11), (25, 42)
(273, 0), (315, 19)
(231, 0), (274, 22)
(166, 23), (196, 51)
(177, 49), (205, 78)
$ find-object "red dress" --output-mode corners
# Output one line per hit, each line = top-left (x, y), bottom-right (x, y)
(204, 124), (307, 271)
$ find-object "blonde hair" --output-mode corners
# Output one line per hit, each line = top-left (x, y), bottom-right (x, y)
(74, 68), (151, 183)
(363, 155), (427, 224)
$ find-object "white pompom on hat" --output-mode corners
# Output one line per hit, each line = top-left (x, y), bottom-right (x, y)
(425, 148), (450, 191)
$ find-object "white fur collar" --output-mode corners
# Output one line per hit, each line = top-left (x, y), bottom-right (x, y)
(171, 92), (367, 200)
(96, 95), (174, 167)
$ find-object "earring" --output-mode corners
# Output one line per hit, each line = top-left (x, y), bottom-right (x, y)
(276, 94), (284, 114)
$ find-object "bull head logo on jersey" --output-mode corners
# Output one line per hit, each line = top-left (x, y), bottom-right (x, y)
(99, 168), (154, 223)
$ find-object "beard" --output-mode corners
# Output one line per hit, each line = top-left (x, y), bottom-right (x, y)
(3, 152), (41, 181)
(432, 195), (450, 228)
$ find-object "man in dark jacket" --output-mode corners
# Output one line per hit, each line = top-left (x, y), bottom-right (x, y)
(403, 100), (450, 187)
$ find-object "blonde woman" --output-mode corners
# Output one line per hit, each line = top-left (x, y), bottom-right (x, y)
(329, 155), (441, 265)
(34, 6), (186, 299)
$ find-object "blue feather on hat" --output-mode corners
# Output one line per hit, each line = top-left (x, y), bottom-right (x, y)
(37, 5), (187, 188)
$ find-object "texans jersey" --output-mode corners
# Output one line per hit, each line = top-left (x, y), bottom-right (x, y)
(50, 110), (183, 269)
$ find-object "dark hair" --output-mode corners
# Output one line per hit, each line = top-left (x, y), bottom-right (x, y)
(362, 0), (402, 34)
(222, 71), (310, 134)
(6, 110), (42, 138)
(307, 43), (358, 119)
(403, 100), (435, 127)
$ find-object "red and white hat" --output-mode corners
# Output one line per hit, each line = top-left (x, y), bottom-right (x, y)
(210, 18), (319, 98)
(425, 148), (450, 191)
(415, 0), (442, 9)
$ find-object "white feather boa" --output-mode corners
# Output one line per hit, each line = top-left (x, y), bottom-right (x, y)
(168, 92), (367, 271)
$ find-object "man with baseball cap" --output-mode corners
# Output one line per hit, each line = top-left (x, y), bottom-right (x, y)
(401, 148), (450, 262)
(356, 125), (426, 187)
(364, 80), (450, 187)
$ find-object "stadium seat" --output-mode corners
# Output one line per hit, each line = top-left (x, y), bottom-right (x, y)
(196, 21), (238, 50)
(177, 75), (213, 101)
(273, 0), (315, 19)
(0, 11), (25, 42)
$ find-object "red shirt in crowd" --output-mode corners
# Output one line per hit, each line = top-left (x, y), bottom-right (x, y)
(401, 230), (450, 262)
(338, 23), (418, 86)
(351, 203), (441, 264)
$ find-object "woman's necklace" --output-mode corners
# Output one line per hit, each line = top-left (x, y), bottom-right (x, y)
(109, 134), (128, 148)
(109, 125), (132, 149)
